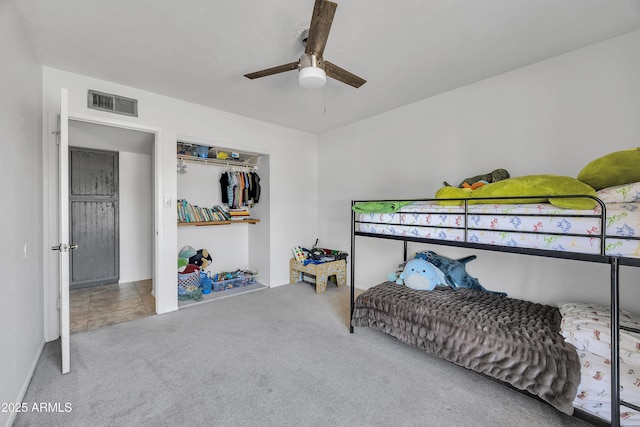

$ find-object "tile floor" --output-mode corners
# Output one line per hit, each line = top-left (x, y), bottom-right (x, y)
(70, 279), (155, 334)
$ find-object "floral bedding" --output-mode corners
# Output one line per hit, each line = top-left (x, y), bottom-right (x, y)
(356, 201), (640, 258)
(558, 303), (640, 425)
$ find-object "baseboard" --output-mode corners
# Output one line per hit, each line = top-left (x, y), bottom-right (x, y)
(5, 338), (46, 427)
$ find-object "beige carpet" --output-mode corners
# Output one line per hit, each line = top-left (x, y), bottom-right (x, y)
(16, 283), (595, 427)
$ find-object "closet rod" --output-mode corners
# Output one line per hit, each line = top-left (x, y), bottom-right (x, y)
(178, 156), (258, 170)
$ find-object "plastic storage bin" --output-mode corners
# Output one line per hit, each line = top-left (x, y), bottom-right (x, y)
(212, 274), (257, 292)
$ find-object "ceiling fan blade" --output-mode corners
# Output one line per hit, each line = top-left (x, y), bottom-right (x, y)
(244, 61), (299, 79)
(305, 0), (337, 58)
(324, 61), (366, 88)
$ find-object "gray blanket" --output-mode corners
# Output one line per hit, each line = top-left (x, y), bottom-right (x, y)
(352, 282), (580, 415)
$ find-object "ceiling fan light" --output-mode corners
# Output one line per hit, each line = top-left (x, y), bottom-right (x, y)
(298, 66), (326, 89)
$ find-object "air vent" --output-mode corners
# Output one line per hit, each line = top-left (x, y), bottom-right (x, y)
(87, 90), (138, 117)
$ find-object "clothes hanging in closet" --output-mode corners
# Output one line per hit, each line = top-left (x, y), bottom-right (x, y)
(219, 171), (261, 209)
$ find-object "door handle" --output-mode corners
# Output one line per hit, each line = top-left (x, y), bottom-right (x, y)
(51, 243), (78, 252)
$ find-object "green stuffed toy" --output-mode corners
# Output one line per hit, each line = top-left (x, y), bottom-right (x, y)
(436, 174), (598, 210)
(577, 148), (640, 190)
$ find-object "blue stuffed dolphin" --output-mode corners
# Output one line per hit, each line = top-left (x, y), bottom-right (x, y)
(399, 257), (442, 291)
(418, 251), (507, 297)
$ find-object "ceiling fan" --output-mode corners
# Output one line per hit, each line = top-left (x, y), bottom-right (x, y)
(244, 0), (366, 89)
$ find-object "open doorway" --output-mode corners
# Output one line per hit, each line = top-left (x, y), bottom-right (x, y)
(68, 120), (155, 333)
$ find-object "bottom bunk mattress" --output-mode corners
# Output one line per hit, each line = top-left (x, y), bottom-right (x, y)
(352, 282), (581, 415)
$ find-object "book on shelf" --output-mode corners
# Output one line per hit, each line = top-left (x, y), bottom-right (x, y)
(177, 200), (185, 222)
(178, 200), (255, 223)
(229, 207), (252, 220)
(213, 205), (231, 220)
(177, 199), (192, 222)
(192, 206), (203, 222)
(228, 209), (250, 216)
(178, 199), (210, 223)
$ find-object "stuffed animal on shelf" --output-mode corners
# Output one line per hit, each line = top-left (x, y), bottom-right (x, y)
(398, 257), (443, 291)
(419, 251), (507, 297)
(178, 245), (197, 273)
(189, 249), (212, 270)
(178, 246), (212, 274)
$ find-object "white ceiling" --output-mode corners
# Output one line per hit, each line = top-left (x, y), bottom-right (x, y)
(13, 0), (640, 135)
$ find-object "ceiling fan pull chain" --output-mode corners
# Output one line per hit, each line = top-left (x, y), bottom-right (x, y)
(324, 86), (327, 114)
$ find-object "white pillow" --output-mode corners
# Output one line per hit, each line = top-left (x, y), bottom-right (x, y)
(596, 181), (640, 203)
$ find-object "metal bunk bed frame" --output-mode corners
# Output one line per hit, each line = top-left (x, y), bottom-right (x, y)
(349, 195), (640, 427)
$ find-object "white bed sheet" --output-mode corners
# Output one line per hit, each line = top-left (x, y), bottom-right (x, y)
(356, 201), (640, 258)
(572, 349), (640, 425)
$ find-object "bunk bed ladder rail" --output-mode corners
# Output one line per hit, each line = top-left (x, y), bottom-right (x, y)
(612, 256), (640, 426)
(350, 200), (356, 333)
(601, 197), (638, 427)
(611, 257), (621, 427)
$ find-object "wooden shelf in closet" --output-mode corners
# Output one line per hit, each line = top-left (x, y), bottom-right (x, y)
(178, 219), (260, 226)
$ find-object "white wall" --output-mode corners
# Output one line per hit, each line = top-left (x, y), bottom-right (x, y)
(0, 2), (45, 427)
(318, 30), (640, 311)
(119, 152), (153, 283)
(42, 67), (319, 333)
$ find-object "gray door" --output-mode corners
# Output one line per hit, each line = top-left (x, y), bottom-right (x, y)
(69, 148), (119, 288)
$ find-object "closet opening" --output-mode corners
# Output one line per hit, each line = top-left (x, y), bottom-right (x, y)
(176, 139), (270, 308)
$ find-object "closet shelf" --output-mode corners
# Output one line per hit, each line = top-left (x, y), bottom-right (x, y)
(177, 142), (260, 169)
(178, 219), (260, 226)
(178, 154), (258, 169)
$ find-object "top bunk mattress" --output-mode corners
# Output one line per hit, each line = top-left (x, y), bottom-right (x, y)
(355, 201), (640, 258)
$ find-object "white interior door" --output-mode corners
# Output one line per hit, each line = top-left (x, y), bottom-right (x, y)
(54, 88), (71, 374)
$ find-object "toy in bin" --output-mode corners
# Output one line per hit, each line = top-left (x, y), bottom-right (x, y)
(177, 246), (213, 300)
(211, 269), (258, 292)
